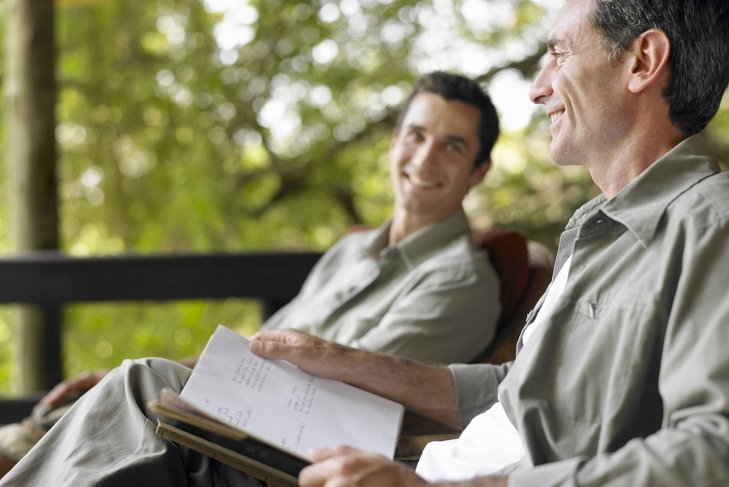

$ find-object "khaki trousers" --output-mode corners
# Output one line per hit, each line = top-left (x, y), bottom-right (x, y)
(0, 358), (262, 487)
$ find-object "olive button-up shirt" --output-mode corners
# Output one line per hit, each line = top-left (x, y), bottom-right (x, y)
(451, 135), (729, 486)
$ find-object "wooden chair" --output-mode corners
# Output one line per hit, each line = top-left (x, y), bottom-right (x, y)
(475, 236), (555, 364)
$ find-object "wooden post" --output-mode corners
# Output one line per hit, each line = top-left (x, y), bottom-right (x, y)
(4, 0), (61, 392)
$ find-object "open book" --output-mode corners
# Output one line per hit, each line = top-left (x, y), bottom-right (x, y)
(150, 325), (405, 486)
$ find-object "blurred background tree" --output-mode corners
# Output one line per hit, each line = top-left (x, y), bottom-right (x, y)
(0, 0), (727, 393)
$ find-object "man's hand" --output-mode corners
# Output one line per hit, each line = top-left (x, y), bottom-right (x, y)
(40, 370), (108, 409)
(250, 329), (352, 381)
(251, 329), (462, 430)
(299, 446), (429, 487)
(300, 446), (508, 487)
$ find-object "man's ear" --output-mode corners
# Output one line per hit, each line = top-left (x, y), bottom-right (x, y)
(469, 160), (490, 188)
(627, 28), (671, 94)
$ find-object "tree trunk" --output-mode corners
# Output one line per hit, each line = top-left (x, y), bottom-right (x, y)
(4, 0), (61, 393)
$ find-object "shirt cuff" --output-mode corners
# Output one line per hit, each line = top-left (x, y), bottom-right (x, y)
(448, 363), (501, 427)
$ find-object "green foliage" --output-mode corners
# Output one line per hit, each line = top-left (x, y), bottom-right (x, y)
(0, 4), (7, 255)
(0, 310), (12, 391)
(61, 299), (262, 373)
(475, 117), (600, 248)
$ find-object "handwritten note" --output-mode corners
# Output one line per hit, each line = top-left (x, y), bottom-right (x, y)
(180, 325), (404, 460)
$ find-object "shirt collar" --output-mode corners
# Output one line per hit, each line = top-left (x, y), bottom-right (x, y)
(366, 209), (472, 269)
(566, 134), (721, 247)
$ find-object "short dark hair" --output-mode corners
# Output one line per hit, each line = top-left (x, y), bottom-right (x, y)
(395, 71), (500, 168)
(590, 0), (729, 136)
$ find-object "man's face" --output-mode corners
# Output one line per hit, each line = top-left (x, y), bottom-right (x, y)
(528, 0), (631, 167)
(389, 92), (487, 225)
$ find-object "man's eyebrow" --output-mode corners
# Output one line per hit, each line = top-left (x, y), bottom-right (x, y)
(548, 38), (566, 51)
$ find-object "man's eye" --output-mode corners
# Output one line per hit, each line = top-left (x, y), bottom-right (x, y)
(550, 51), (567, 64)
(406, 131), (423, 142)
(446, 143), (463, 154)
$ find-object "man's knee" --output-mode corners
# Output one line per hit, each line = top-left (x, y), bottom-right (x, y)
(117, 357), (192, 397)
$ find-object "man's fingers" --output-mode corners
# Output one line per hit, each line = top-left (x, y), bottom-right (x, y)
(250, 329), (354, 383)
(309, 446), (356, 462)
(41, 371), (106, 408)
(249, 331), (291, 358)
(299, 448), (422, 487)
(250, 329), (319, 359)
(299, 447), (361, 487)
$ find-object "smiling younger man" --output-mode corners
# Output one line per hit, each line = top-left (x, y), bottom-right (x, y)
(388, 88), (490, 244)
(0, 72), (505, 486)
(255, 72), (501, 365)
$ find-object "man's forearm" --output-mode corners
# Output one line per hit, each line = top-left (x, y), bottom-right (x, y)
(336, 345), (461, 430)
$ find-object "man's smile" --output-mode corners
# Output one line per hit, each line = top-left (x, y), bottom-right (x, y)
(403, 170), (440, 189)
(549, 110), (564, 123)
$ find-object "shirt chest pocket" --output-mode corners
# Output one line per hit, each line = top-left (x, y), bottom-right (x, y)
(546, 297), (653, 425)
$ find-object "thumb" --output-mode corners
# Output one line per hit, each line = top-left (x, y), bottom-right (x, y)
(248, 337), (269, 357)
(249, 332), (288, 358)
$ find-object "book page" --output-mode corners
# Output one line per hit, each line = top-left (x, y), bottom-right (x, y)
(180, 325), (404, 460)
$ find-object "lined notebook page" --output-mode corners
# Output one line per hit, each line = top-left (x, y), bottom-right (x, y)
(180, 325), (404, 460)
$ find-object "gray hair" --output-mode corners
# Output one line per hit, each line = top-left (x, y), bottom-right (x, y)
(590, 0), (729, 136)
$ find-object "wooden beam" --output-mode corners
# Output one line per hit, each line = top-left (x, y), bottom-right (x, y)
(4, 0), (60, 393)
(0, 251), (322, 304)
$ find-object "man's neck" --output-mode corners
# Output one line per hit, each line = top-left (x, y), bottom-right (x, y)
(388, 218), (423, 247)
(590, 123), (684, 199)
(388, 210), (454, 246)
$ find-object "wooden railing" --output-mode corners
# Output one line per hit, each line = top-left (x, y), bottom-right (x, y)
(0, 250), (322, 422)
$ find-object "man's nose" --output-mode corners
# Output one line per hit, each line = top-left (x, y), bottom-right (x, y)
(411, 141), (437, 167)
(529, 59), (554, 105)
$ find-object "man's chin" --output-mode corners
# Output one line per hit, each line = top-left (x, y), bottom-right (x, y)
(549, 143), (578, 167)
